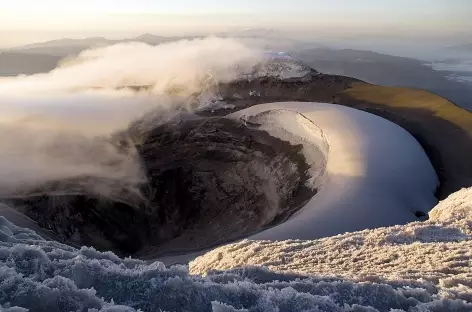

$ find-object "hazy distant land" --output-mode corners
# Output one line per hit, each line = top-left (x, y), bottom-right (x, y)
(1, 34), (471, 110)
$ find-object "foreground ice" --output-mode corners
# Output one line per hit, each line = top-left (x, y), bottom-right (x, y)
(191, 189), (472, 299)
(1, 188), (471, 311)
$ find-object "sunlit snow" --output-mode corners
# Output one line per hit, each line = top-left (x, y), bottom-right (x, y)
(0, 188), (471, 311)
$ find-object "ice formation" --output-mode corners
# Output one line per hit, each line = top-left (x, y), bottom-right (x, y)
(232, 103), (438, 242)
(0, 188), (471, 311)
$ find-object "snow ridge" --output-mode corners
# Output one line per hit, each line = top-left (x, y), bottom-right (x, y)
(0, 188), (471, 311)
(191, 188), (472, 306)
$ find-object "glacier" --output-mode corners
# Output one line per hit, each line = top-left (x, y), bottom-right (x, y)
(231, 103), (438, 242)
(1, 188), (471, 312)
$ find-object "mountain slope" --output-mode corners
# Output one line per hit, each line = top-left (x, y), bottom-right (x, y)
(448, 43), (472, 52)
(0, 52), (61, 76)
(293, 48), (472, 110)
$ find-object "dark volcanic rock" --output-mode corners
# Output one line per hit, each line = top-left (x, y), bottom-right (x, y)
(134, 117), (315, 257)
(5, 117), (317, 258)
(196, 71), (359, 117)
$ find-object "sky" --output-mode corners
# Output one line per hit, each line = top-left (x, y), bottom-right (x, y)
(0, 0), (471, 48)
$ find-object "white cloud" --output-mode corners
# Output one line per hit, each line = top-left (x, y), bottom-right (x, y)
(0, 37), (265, 196)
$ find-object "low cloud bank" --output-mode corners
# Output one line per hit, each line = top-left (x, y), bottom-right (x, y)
(0, 37), (266, 196)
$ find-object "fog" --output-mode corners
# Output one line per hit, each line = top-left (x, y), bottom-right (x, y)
(0, 37), (267, 197)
